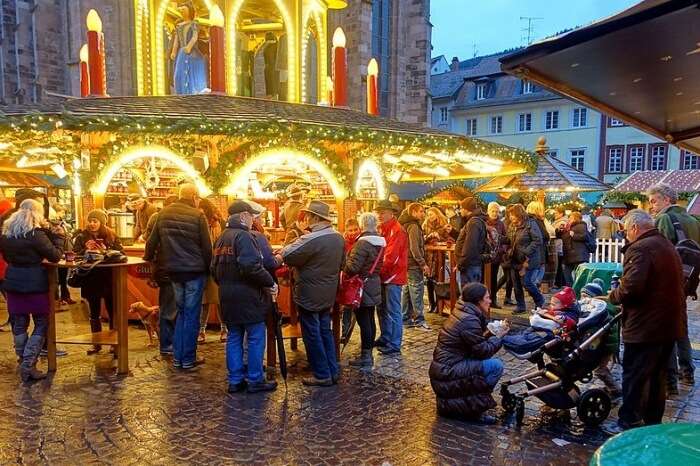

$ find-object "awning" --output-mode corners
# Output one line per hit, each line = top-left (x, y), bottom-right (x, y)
(0, 171), (51, 188)
(476, 152), (610, 193)
(500, 0), (700, 154)
(613, 169), (700, 192)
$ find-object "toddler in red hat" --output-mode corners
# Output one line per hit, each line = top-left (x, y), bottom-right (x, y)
(536, 286), (580, 332)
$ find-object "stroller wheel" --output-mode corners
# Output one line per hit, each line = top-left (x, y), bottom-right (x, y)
(577, 388), (611, 427)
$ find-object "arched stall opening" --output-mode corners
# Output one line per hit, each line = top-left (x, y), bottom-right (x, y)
(223, 148), (346, 244)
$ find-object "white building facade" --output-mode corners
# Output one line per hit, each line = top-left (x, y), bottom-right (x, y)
(430, 52), (700, 184)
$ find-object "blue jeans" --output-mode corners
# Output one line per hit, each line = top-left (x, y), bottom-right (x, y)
(378, 284), (403, 351)
(158, 281), (176, 353)
(459, 265), (483, 291)
(522, 268), (545, 308)
(401, 268), (425, 322)
(299, 307), (338, 380)
(172, 276), (206, 368)
(534, 265), (545, 286)
(481, 358), (504, 387)
(226, 322), (266, 384)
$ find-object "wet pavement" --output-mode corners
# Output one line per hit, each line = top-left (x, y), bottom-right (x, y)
(0, 295), (698, 465)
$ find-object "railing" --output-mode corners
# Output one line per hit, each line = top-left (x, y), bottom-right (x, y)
(589, 238), (625, 263)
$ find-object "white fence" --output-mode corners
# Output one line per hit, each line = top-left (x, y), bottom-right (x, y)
(589, 238), (625, 263)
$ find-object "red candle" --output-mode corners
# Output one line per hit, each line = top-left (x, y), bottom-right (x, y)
(79, 44), (89, 97)
(86, 9), (106, 96)
(367, 58), (379, 115)
(332, 28), (347, 107)
(209, 6), (225, 94)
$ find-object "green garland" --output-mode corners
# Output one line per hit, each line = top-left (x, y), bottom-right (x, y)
(0, 111), (538, 172)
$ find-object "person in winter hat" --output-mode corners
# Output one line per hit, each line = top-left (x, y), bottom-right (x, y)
(581, 279), (622, 397)
(536, 287), (580, 332)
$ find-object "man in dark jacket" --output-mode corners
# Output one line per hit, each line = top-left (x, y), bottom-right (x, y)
(605, 210), (686, 434)
(647, 183), (698, 391)
(455, 197), (488, 289)
(280, 200), (345, 386)
(144, 184), (212, 371)
(212, 200), (277, 393)
(399, 203), (430, 329)
(144, 195), (178, 356)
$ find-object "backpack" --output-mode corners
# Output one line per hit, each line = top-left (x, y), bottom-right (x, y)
(668, 213), (700, 299)
(474, 217), (499, 263)
(584, 229), (597, 254)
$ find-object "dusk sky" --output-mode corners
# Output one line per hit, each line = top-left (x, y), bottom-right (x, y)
(431, 0), (640, 61)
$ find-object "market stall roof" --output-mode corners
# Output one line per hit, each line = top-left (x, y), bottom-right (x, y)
(476, 150), (610, 193)
(0, 95), (535, 182)
(0, 171), (51, 188)
(613, 169), (700, 193)
(499, 0), (700, 154)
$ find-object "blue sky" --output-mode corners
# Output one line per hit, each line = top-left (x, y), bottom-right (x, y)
(431, 0), (640, 60)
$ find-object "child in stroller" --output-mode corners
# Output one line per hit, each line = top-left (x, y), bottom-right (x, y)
(499, 285), (620, 426)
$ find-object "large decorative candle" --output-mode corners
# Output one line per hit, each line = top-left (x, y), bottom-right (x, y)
(209, 5), (225, 94)
(79, 44), (90, 97)
(332, 27), (347, 107)
(367, 58), (379, 115)
(86, 9), (106, 96)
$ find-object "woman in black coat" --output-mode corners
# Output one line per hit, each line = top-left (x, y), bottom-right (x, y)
(343, 212), (385, 369)
(557, 211), (589, 286)
(73, 209), (123, 354)
(1, 199), (64, 381)
(429, 283), (509, 424)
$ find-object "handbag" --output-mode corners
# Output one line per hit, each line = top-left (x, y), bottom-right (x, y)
(336, 247), (384, 308)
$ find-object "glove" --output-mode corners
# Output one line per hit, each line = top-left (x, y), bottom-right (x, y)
(265, 283), (279, 298)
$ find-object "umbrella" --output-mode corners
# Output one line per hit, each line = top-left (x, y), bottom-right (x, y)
(340, 308), (356, 354)
(271, 294), (288, 388)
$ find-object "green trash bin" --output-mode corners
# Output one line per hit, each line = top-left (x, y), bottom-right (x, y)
(590, 423), (700, 466)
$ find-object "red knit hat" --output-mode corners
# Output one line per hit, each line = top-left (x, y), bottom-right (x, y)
(552, 287), (576, 309)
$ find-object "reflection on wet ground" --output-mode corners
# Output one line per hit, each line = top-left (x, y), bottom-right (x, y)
(0, 299), (697, 465)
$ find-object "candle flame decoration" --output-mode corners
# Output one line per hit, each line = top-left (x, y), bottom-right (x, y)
(210, 5), (224, 27)
(86, 9), (103, 33)
(332, 27), (346, 48)
(79, 44), (89, 63)
(367, 58), (378, 76)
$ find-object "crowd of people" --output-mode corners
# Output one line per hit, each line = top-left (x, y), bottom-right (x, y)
(0, 181), (696, 434)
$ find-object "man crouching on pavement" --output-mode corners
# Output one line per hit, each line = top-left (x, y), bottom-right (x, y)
(603, 209), (686, 434)
(212, 200), (278, 394)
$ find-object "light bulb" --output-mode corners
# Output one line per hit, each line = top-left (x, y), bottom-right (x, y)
(210, 5), (224, 27)
(367, 58), (379, 76)
(332, 27), (346, 48)
(79, 44), (89, 63)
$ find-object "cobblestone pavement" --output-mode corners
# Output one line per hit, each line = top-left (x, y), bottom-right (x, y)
(0, 295), (698, 465)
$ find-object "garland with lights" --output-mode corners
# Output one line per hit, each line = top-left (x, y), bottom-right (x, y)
(414, 181), (477, 203)
(0, 111), (538, 172)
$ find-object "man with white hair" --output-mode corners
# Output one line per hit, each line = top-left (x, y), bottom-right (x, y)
(647, 183), (698, 391)
(604, 209), (686, 434)
(145, 183), (212, 371)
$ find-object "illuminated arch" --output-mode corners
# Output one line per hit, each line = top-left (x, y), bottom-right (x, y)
(355, 159), (386, 200)
(226, 0), (297, 101)
(223, 149), (346, 198)
(153, 1), (214, 96)
(91, 145), (211, 196)
(301, 9), (327, 103)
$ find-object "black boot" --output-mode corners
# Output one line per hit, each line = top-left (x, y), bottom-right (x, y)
(349, 349), (374, 368)
(87, 318), (102, 355)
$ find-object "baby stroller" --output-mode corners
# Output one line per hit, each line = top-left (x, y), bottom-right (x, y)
(500, 299), (621, 427)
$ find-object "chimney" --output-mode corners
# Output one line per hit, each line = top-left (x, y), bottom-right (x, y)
(450, 56), (460, 72)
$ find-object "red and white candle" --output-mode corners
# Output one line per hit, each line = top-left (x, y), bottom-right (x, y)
(332, 27), (347, 107)
(209, 5), (225, 94)
(79, 44), (90, 97)
(367, 58), (379, 115)
(86, 9), (106, 96)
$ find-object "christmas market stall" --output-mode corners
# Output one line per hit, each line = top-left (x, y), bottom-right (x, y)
(0, 1), (536, 372)
(609, 169), (700, 215)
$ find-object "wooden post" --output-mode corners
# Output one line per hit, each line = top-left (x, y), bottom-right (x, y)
(47, 266), (58, 372)
(114, 266), (129, 374)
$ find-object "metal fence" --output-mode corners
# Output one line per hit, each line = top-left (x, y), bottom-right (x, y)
(589, 238), (625, 263)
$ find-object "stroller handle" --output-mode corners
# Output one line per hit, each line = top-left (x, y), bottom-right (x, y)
(566, 313), (621, 361)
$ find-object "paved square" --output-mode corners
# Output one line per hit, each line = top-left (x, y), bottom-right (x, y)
(0, 298), (698, 465)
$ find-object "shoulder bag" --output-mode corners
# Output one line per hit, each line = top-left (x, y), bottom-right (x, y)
(336, 247), (384, 309)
